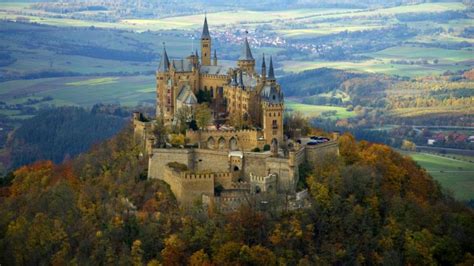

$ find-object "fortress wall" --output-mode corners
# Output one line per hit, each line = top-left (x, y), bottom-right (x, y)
(180, 173), (215, 206)
(148, 149), (193, 179)
(214, 172), (233, 189)
(265, 157), (294, 192)
(193, 149), (230, 172)
(305, 141), (339, 165)
(242, 152), (270, 179)
(186, 129), (260, 151)
(133, 120), (152, 144)
(163, 167), (185, 202)
(236, 130), (259, 150)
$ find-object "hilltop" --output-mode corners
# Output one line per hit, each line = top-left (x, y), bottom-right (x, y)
(0, 125), (473, 265)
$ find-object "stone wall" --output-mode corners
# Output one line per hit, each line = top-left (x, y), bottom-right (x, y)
(186, 129), (262, 151)
(266, 157), (295, 192)
(179, 172), (215, 206)
(305, 141), (339, 165)
(193, 149), (230, 172)
(148, 149), (193, 180)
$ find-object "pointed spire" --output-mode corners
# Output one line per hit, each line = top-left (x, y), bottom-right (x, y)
(261, 53), (266, 78)
(195, 49), (199, 58)
(158, 42), (170, 72)
(201, 15), (210, 39)
(268, 55), (275, 80)
(213, 49), (217, 66)
(239, 35), (254, 61)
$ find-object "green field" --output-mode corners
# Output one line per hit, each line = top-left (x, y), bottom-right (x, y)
(285, 100), (354, 119)
(281, 55), (472, 77)
(405, 152), (474, 201)
(0, 76), (155, 118)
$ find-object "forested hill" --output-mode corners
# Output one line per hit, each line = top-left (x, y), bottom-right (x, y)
(280, 68), (364, 97)
(279, 68), (395, 107)
(0, 126), (473, 265)
(5, 106), (127, 169)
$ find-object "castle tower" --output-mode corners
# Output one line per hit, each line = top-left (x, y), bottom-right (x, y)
(262, 101), (284, 145)
(260, 56), (284, 144)
(201, 16), (211, 66)
(261, 53), (266, 81)
(237, 35), (255, 73)
(156, 43), (171, 119)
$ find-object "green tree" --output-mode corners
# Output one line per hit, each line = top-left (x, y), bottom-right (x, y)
(195, 104), (212, 129)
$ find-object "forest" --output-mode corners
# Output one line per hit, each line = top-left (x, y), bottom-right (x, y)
(4, 106), (127, 169)
(0, 125), (473, 265)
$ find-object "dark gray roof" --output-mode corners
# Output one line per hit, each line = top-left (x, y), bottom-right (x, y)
(261, 84), (283, 104)
(268, 56), (275, 79)
(172, 59), (193, 72)
(157, 45), (170, 72)
(201, 16), (210, 39)
(239, 37), (254, 61)
(261, 53), (266, 68)
(200, 65), (227, 75)
(177, 85), (197, 105)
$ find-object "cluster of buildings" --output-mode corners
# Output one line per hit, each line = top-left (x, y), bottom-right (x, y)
(133, 17), (339, 211)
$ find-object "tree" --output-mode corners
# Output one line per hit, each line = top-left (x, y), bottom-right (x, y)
(161, 234), (187, 266)
(195, 104), (212, 129)
(131, 240), (144, 266)
(174, 105), (194, 133)
(153, 115), (168, 148)
(169, 134), (185, 147)
(401, 139), (416, 151)
(189, 249), (211, 266)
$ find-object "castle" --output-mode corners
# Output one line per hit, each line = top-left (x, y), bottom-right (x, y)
(133, 17), (339, 211)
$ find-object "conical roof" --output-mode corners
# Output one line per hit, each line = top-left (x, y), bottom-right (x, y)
(157, 43), (170, 72)
(201, 16), (210, 39)
(239, 37), (254, 60)
(268, 56), (275, 79)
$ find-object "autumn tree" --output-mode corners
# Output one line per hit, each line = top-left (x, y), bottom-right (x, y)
(194, 104), (212, 129)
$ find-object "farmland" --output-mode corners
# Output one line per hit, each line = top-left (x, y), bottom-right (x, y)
(285, 100), (354, 120)
(404, 151), (474, 201)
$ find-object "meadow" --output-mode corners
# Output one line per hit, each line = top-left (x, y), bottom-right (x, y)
(404, 151), (474, 201)
(285, 100), (354, 120)
(0, 76), (155, 119)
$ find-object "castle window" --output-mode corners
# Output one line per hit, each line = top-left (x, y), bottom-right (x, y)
(272, 120), (278, 129)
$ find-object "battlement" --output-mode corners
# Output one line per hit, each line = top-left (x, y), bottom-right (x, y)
(186, 128), (259, 134)
(181, 172), (214, 180)
(250, 173), (277, 183)
(262, 102), (284, 108)
(229, 181), (250, 190)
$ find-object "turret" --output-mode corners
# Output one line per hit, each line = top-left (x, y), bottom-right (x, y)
(156, 43), (172, 120)
(268, 55), (275, 82)
(261, 53), (266, 81)
(157, 42), (170, 73)
(213, 49), (217, 66)
(201, 16), (211, 66)
(237, 35), (255, 73)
